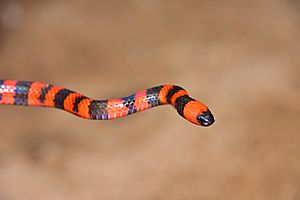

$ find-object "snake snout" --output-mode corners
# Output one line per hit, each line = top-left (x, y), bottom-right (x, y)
(197, 110), (215, 127)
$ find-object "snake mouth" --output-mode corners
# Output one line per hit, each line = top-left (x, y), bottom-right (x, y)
(197, 110), (215, 126)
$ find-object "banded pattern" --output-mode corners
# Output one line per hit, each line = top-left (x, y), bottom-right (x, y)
(0, 80), (214, 126)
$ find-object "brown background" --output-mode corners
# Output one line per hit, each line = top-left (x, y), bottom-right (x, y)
(0, 0), (299, 199)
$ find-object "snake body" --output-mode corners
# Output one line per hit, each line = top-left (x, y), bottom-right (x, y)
(0, 80), (214, 126)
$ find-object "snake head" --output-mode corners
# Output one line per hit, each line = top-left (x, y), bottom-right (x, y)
(196, 109), (215, 126)
(176, 99), (215, 126)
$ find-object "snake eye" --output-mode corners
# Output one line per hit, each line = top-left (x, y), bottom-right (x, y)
(197, 110), (215, 126)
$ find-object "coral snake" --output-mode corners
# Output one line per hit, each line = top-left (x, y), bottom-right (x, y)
(0, 80), (214, 126)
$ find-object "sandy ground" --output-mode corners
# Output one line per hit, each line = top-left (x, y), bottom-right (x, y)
(0, 0), (299, 199)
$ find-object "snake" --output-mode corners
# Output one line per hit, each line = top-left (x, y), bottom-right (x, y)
(0, 80), (215, 126)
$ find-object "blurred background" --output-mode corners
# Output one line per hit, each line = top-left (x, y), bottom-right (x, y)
(0, 0), (299, 199)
